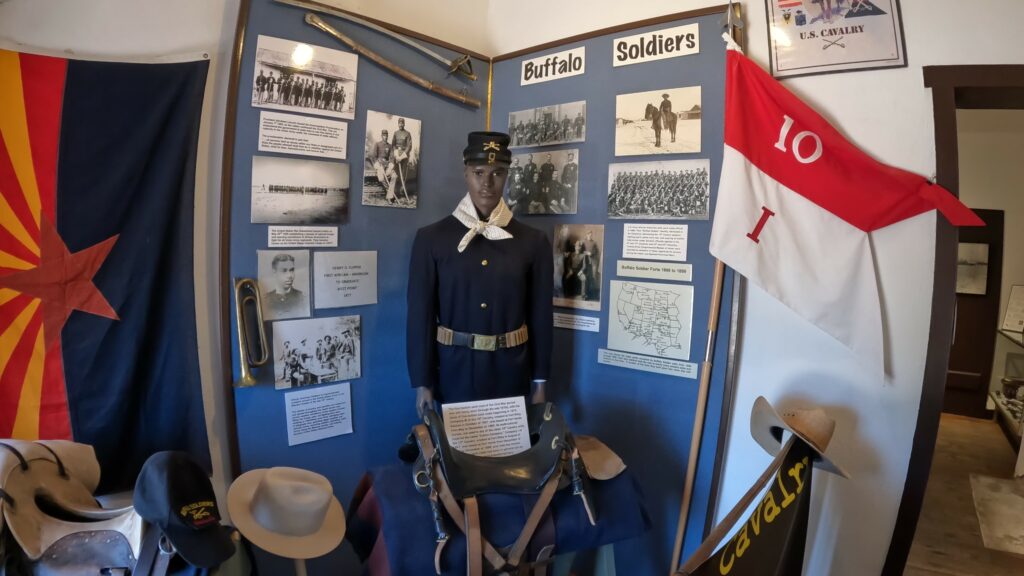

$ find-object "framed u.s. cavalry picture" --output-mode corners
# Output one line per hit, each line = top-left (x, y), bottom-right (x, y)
(766, 0), (908, 79)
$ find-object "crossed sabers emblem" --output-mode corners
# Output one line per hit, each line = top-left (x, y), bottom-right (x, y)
(483, 141), (502, 151)
(822, 36), (845, 50)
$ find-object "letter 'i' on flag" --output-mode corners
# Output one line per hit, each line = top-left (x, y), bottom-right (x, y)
(709, 43), (982, 374)
(0, 50), (210, 491)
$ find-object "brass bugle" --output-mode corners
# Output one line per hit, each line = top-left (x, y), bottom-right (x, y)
(233, 278), (270, 387)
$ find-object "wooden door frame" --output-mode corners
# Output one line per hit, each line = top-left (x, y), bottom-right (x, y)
(882, 65), (1024, 574)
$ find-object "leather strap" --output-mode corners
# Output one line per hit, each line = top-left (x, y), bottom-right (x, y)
(675, 437), (795, 575)
(414, 425), (507, 572)
(464, 496), (483, 576)
(505, 467), (562, 569)
(35, 442), (68, 478)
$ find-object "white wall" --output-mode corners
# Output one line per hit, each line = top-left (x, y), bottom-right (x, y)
(0, 0), (241, 514)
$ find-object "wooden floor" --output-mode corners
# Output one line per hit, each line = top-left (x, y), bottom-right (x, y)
(904, 413), (1024, 575)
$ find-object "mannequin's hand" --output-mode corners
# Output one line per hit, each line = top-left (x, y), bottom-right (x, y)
(416, 387), (435, 419)
(530, 380), (546, 404)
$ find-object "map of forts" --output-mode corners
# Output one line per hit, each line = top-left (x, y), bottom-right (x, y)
(608, 280), (693, 360)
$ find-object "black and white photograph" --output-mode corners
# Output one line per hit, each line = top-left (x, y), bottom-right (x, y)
(615, 86), (701, 156)
(272, 315), (361, 390)
(506, 149), (580, 215)
(258, 249), (311, 321)
(251, 35), (358, 120)
(607, 159), (710, 220)
(362, 111), (422, 209)
(251, 155), (350, 224)
(508, 100), (586, 148)
(956, 242), (989, 295)
(553, 224), (604, 311)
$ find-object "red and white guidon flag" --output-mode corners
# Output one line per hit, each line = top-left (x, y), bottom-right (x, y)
(710, 46), (982, 373)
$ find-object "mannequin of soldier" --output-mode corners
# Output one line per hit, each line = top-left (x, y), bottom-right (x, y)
(407, 132), (553, 418)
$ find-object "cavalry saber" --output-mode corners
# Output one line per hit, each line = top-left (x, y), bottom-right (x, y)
(304, 13), (481, 108)
(669, 259), (726, 574)
(276, 0), (477, 80)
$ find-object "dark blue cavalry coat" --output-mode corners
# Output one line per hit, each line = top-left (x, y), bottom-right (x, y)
(406, 215), (553, 403)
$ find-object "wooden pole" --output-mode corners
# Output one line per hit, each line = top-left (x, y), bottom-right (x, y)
(294, 559), (308, 576)
(668, 259), (725, 574)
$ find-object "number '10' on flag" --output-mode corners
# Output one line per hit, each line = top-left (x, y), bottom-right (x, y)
(709, 45), (982, 375)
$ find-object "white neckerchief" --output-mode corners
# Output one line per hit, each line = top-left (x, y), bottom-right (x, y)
(452, 193), (513, 253)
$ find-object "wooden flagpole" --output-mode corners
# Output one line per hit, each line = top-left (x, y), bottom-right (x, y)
(668, 259), (725, 574)
(669, 5), (744, 573)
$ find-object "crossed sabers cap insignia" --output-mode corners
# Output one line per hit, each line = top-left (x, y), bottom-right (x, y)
(483, 141), (502, 151)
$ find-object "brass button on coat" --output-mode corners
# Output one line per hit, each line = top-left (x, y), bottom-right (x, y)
(480, 302), (488, 309)
(481, 259), (489, 266)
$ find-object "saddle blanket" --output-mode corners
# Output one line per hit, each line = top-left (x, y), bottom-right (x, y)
(346, 463), (649, 575)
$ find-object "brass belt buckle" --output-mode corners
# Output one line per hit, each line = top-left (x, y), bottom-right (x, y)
(472, 334), (496, 351)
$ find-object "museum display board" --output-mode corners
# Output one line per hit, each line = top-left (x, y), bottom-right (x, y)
(224, 1), (734, 572)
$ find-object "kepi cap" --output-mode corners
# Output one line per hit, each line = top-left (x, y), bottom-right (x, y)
(464, 131), (511, 165)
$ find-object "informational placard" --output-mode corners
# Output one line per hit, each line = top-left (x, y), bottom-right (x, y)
(441, 397), (531, 458)
(313, 251), (378, 309)
(1003, 285), (1024, 332)
(612, 23), (699, 67)
(609, 280), (694, 360)
(623, 223), (688, 261)
(521, 46), (585, 86)
(617, 260), (693, 282)
(268, 226), (338, 247)
(598, 349), (698, 379)
(284, 382), (353, 446)
(258, 111), (347, 159)
(554, 312), (600, 332)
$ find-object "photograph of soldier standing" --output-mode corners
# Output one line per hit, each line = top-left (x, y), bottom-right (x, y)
(407, 132), (553, 416)
(362, 112), (421, 208)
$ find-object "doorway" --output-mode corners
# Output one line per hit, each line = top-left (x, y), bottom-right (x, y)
(893, 67), (1024, 574)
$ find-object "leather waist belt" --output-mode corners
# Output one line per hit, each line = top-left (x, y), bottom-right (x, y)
(436, 324), (528, 352)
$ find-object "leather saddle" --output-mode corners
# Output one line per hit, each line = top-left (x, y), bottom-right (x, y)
(412, 403), (625, 576)
(425, 403), (567, 499)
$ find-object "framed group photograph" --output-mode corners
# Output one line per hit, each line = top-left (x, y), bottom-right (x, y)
(251, 155), (350, 225)
(362, 111), (422, 209)
(506, 149), (580, 215)
(272, 315), (362, 389)
(553, 224), (604, 311)
(607, 158), (710, 219)
(257, 249), (311, 321)
(251, 35), (358, 120)
(766, 0), (908, 79)
(508, 100), (586, 148)
(615, 86), (701, 156)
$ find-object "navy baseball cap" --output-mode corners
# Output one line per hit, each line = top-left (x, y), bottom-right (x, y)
(133, 451), (235, 568)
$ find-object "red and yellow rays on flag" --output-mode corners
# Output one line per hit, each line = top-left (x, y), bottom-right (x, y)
(0, 50), (119, 441)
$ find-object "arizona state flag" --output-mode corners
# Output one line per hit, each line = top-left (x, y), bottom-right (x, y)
(0, 50), (209, 490)
(709, 45), (982, 373)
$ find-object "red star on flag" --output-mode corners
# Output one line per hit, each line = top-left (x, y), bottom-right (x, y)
(0, 218), (118, 351)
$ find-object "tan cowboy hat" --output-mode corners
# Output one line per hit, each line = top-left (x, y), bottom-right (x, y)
(0, 440), (142, 560)
(227, 467), (345, 559)
(749, 396), (849, 478)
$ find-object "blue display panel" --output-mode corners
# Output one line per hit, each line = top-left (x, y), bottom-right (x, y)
(490, 12), (732, 574)
(228, 1), (488, 572)
(227, 2), (732, 573)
